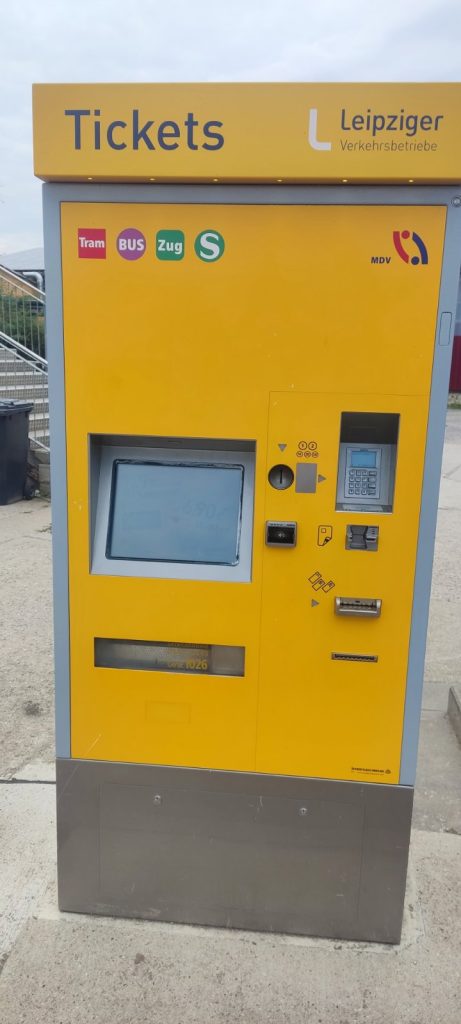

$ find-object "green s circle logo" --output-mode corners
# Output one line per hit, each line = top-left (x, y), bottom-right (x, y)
(194, 230), (225, 262)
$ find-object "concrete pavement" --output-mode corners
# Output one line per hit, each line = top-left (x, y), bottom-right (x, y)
(0, 499), (53, 778)
(0, 410), (460, 1023)
(0, 830), (459, 1024)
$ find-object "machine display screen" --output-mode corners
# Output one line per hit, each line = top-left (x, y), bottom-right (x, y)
(350, 450), (377, 468)
(106, 460), (244, 565)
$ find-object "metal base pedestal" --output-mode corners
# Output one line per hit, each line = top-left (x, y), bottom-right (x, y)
(56, 759), (413, 943)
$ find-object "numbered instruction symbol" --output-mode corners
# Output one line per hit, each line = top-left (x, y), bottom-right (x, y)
(194, 230), (225, 262)
(156, 230), (185, 260)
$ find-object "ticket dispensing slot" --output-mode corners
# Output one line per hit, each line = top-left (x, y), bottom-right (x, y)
(335, 597), (382, 617)
(336, 412), (399, 513)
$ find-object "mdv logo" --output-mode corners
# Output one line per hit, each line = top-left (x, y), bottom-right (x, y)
(393, 230), (429, 265)
(307, 108), (332, 152)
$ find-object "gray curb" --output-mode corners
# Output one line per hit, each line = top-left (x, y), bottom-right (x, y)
(448, 686), (461, 746)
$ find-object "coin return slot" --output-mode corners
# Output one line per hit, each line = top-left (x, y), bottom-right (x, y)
(335, 597), (382, 618)
(331, 652), (378, 662)
(95, 638), (245, 676)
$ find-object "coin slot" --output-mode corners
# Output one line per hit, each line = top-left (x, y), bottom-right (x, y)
(268, 464), (294, 490)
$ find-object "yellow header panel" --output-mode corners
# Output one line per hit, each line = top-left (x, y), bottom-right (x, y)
(33, 82), (461, 183)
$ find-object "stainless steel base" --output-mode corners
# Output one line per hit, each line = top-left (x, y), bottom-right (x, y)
(56, 759), (413, 943)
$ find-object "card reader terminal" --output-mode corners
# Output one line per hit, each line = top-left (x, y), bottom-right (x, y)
(345, 448), (380, 499)
(336, 442), (396, 512)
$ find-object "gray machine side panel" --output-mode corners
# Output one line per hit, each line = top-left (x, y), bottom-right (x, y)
(43, 182), (461, 206)
(400, 200), (461, 785)
(43, 188), (70, 757)
(43, 182), (460, 766)
(56, 759), (413, 944)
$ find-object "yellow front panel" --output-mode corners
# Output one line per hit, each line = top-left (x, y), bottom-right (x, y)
(61, 200), (445, 781)
(258, 391), (428, 784)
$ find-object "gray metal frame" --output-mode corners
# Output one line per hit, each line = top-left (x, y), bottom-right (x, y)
(43, 189), (69, 756)
(43, 182), (460, 776)
(400, 201), (461, 783)
(91, 442), (255, 582)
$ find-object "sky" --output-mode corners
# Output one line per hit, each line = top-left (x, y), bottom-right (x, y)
(1, 0), (461, 255)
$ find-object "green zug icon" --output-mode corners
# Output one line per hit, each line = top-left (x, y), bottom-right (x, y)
(156, 230), (185, 260)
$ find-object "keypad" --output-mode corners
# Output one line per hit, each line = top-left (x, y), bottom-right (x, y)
(347, 468), (378, 498)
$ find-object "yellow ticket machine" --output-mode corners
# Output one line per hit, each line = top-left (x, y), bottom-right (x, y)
(34, 83), (461, 942)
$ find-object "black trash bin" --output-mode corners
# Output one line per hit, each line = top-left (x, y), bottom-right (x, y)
(0, 400), (34, 505)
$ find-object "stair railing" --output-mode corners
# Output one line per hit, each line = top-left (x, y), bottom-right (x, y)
(0, 264), (46, 363)
(0, 265), (49, 452)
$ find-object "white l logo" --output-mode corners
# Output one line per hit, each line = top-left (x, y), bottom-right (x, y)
(308, 108), (332, 151)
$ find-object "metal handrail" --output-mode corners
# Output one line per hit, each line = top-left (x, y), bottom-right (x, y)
(0, 265), (50, 454)
(0, 264), (46, 364)
(0, 329), (48, 371)
(0, 263), (45, 302)
(0, 337), (50, 453)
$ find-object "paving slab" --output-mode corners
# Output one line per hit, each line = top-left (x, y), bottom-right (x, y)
(413, 710), (461, 833)
(0, 499), (54, 779)
(421, 679), (452, 712)
(447, 685), (461, 746)
(424, 424), (461, 686)
(0, 830), (459, 1024)
(11, 761), (56, 783)
(0, 782), (55, 964)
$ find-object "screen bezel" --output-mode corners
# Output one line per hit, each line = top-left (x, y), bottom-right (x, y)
(90, 438), (256, 583)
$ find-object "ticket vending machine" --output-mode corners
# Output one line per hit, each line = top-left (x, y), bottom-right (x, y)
(33, 83), (461, 942)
